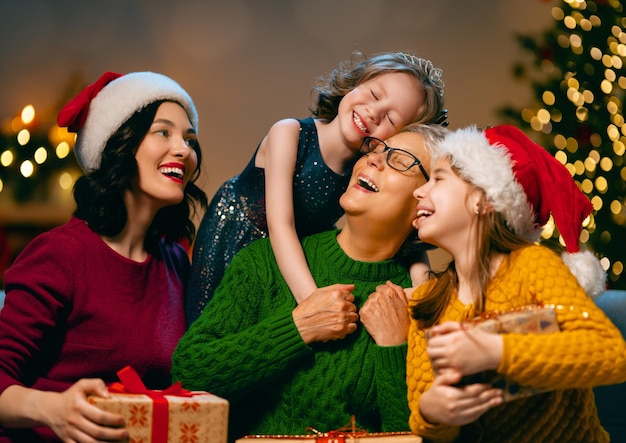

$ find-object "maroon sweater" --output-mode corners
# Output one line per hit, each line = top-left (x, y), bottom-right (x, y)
(0, 217), (188, 441)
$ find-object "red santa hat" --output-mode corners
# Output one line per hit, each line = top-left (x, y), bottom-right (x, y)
(435, 124), (606, 298)
(58, 71), (198, 172)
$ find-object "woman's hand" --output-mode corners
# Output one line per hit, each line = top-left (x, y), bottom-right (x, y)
(42, 379), (128, 442)
(292, 283), (358, 344)
(426, 321), (503, 376)
(420, 369), (503, 426)
(360, 281), (410, 346)
(0, 379), (128, 442)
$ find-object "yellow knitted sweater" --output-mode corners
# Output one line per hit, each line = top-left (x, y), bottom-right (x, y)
(407, 245), (626, 443)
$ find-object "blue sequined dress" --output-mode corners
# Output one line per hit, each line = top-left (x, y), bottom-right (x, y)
(185, 118), (355, 324)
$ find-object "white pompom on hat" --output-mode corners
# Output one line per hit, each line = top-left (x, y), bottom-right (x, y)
(435, 124), (606, 298)
(57, 71), (198, 172)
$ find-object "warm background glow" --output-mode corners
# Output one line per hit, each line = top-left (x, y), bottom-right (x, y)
(0, 0), (554, 201)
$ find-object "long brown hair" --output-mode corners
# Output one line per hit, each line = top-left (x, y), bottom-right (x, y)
(410, 169), (531, 328)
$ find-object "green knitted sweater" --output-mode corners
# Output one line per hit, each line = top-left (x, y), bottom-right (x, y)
(172, 230), (413, 441)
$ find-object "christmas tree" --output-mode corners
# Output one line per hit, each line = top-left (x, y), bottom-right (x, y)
(500, 0), (626, 289)
(0, 74), (85, 204)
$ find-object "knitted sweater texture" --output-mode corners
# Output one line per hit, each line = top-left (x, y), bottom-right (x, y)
(0, 217), (188, 442)
(407, 245), (626, 443)
(173, 230), (413, 441)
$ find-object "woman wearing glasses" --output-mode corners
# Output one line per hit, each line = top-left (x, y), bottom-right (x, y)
(172, 123), (449, 441)
(359, 135), (436, 293)
(185, 51), (446, 325)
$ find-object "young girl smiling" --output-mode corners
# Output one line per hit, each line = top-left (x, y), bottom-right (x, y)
(407, 124), (626, 443)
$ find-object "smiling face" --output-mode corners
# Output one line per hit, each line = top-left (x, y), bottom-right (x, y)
(337, 72), (425, 148)
(131, 101), (198, 211)
(413, 156), (483, 254)
(340, 131), (432, 238)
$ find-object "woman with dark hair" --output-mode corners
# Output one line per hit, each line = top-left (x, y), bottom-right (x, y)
(72, 98), (205, 252)
(0, 71), (207, 442)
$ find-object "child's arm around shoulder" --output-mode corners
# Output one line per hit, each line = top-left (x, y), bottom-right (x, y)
(260, 118), (318, 303)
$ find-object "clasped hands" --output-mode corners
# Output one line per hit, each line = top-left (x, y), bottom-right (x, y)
(292, 281), (409, 346)
(420, 322), (504, 426)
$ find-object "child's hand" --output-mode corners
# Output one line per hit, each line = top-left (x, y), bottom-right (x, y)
(426, 322), (503, 376)
(435, 109), (449, 127)
(420, 369), (502, 426)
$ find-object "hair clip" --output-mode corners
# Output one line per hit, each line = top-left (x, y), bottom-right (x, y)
(396, 52), (444, 97)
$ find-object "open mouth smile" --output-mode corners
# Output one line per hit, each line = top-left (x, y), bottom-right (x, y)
(159, 164), (185, 183)
(357, 176), (379, 192)
(416, 209), (433, 220)
(353, 112), (368, 134)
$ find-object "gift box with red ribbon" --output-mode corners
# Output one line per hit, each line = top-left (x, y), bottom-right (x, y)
(88, 366), (229, 443)
(235, 416), (422, 443)
(236, 432), (421, 443)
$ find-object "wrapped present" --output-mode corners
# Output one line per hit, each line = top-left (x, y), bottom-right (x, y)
(235, 416), (422, 443)
(236, 433), (420, 443)
(428, 305), (560, 402)
(462, 305), (559, 335)
(88, 366), (229, 443)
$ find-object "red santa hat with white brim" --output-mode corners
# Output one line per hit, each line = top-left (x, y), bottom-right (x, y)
(57, 71), (198, 172)
(435, 124), (606, 298)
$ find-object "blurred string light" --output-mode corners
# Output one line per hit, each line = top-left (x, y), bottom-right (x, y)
(500, 0), (626, 288)
(0, 103), (80, 203)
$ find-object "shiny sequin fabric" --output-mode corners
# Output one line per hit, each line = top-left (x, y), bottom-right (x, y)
(185, 118), (355, 324)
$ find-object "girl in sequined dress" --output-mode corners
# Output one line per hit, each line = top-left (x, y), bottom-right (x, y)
(186, 51), (446, 325)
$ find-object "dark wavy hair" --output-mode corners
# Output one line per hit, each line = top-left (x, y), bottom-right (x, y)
(310, 51), (445, 125)
(73, 100), (208, 252)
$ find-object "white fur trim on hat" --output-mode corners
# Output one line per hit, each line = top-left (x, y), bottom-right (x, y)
(75, 72), (198, 172)
(434, 126), (541, 243)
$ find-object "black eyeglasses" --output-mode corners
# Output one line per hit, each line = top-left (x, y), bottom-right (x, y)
(359, 137), (429, 180)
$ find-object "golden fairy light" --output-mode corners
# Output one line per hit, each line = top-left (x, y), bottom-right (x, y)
(20, 160), (34, 178)
(17, 129), (30, 146)
(21, 105), (35, 125)
(56, 141), (70, 159)
(1, 150), (14, 167)
(34, 147), (47, 164)
(59, 171), (74, 190)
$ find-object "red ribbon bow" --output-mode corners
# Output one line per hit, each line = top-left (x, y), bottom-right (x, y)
(308, 416), (368, 443)
(108, 365), (193, 443)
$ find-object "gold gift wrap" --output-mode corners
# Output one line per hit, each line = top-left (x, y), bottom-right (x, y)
(463, 305), (559, 335)
(88, 390), (229, 443)
(429, 306), (560, 401)
(88, 366), (229, 443)
(236, 432), (421, 443)
(236, 418), (421, 443)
